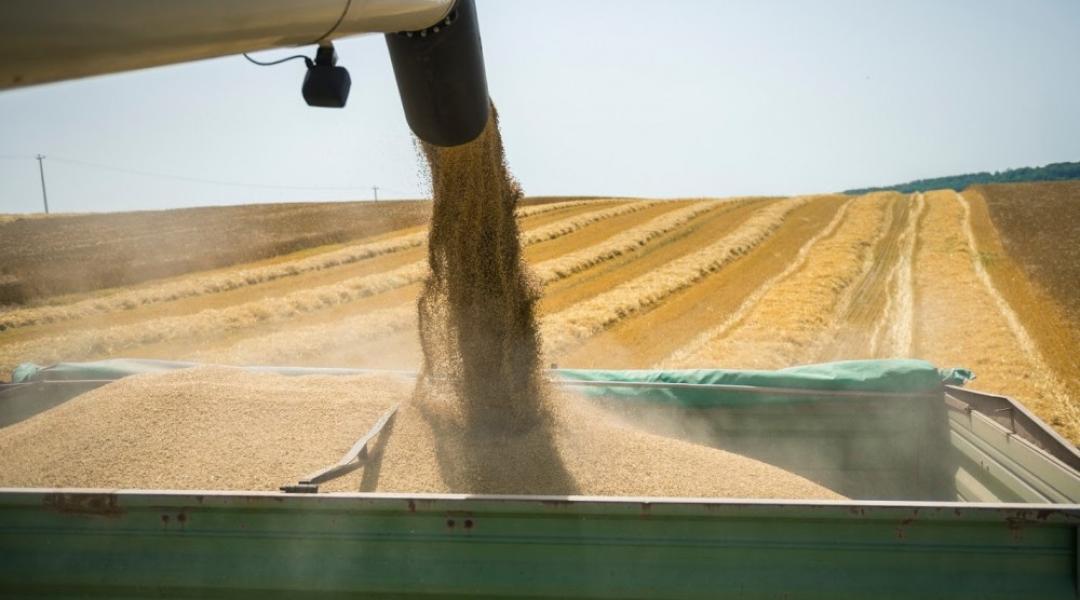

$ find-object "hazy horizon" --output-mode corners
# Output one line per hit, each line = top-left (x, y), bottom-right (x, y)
(2, 0), (1079, 214)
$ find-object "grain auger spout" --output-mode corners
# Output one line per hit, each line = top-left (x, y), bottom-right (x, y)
(0, 0), (490, 147)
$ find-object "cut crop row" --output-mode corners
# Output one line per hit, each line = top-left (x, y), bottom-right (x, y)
(190, 200), (734, 366)
(0, 200), (622, 334)
(539, 198), (810, 356)
(664, 193), (886, 369)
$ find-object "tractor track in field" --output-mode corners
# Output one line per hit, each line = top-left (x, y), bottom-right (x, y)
(664, 193), (889, 369)
(816, 193), (915, 362)
(872, 192), (924, 358)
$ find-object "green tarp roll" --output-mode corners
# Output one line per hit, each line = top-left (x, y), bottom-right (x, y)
(11, 358), (973, 408)
(555, 359), (974, 407)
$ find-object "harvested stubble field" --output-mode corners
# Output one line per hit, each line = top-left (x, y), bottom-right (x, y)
(1, 182), (1078, 449)
(0, 196), (579, 308)
(972, 181), (1080, 325)
(0, 201), (428, 306)
(965, 182), (1080, 402)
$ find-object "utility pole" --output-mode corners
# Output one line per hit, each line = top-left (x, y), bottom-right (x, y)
(35, 154), (49, 214)
(372, 185), (379, 202)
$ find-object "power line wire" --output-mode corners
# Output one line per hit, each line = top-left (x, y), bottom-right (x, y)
(45, 155), (412, 193)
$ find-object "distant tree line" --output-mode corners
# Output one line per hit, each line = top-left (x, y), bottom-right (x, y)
(844, 160), (1080, 194)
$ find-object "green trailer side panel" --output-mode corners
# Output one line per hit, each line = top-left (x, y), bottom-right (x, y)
(0, 490), (1076, 599)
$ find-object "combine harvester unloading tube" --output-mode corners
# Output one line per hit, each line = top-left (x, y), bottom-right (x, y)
(0, 2), (1078, 598)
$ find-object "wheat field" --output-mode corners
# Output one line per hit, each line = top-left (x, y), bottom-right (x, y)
(1, 185), (1077, 443)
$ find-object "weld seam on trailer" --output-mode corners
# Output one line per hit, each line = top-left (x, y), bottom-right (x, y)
(952, 426), (1046, 502)
(951, 405), (1080, 501)
(967, 411), (1080, 500)
(951, 428), (1049, 503)
(946, 402), (1078, 501)
(0, 524), (1069, 556)
(955, 468), (997, 503)
(947, 386), (1080, 468)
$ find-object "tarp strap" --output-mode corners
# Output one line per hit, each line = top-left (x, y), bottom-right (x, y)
(557, 379), (943, 400)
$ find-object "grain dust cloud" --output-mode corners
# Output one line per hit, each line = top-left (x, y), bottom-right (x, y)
(403, 106), (576, 493)
(415, 106), (548, 433)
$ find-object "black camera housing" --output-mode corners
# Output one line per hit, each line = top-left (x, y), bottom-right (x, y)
(302, 46), (350, 108)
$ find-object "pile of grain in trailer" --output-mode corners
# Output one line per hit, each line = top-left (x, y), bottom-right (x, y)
(0, 367), (843, 499)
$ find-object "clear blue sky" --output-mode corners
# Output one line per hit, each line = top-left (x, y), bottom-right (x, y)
(1, 0), (1078, 213)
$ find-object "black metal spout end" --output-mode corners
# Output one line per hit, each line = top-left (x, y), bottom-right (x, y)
(385, 0), (489, 146)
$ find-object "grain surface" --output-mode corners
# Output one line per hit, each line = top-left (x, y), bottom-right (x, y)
(0, 367), (408, 491)
(0, 367), (843, 500)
